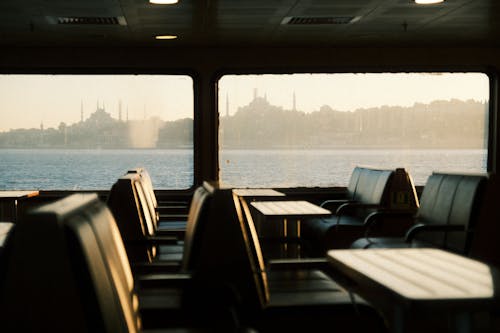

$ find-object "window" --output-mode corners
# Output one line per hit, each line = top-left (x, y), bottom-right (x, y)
(218, 73), (489, 187)
(0, 74), (193, 190)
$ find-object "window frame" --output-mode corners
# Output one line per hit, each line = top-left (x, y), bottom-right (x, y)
(0, 69), (200, 193)
(215, 69), (495, 189)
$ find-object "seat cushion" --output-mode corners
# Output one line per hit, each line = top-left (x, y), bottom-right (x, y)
(351, 236), (437, 249)
(302, 215), (366, 254)
(267, 269), (342, 293)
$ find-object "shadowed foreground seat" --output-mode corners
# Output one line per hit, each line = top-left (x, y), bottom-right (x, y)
(351, 172), (487, 254)
(0, 193), (249, 332)
(189, 187), (387, 333)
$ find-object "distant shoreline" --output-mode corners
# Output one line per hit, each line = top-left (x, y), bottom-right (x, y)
(0, 146), (486, 151)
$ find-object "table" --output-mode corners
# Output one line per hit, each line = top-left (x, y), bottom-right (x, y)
(327, 248), (499, 333)
(0, 190), (39, 222)
(233, 188), (285, 198)
(251, 200), (331, 258)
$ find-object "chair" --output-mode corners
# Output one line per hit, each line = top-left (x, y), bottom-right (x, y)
(127, 167), (188, 238)
(0, 193), (248, 332)
(302, 166), (418, 254)
(351, 172), (487, 254)
(107, 173), (174, 264)
(190, 187), (387, 333)
(107, 175), (214, 273)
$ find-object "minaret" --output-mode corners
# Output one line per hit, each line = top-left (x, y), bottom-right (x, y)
(293, 91), (296, 111)
(40, 120), (44, 145)
(119, 100), (122, 121)
(126, 107), (129, 122)
(80, 100), (84, 122)
(226, 93), (229, 117)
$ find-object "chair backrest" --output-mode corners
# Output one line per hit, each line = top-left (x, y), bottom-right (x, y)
(468, 174), (500, 267)
(0, 222), (14, 253)
(107, 173), (157, 263)
(346, 166), (363, 199)
(181, 181), (215, 271)
(127, 167), (160, 231)
(414, 172), (487, 253)
(189, 187), (266, 314)
(0, 194), (140, 333)
(353, 167), (394, 205)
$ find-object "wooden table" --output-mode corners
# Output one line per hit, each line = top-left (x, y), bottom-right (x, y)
(233, 188), (285, 198)
(251, 200), (331, 258)
(0, 190), (39, 222)
(327, 248), (499, 333)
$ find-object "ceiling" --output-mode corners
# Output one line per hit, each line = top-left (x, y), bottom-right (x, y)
(0, 0), (499, 48)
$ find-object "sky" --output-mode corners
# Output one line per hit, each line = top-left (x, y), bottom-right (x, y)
(0, 75), (194, 131)
(219, 72), (489, 116)
(0, 72), (490, 132)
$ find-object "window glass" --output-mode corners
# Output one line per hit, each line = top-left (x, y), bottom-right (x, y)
(218, 73), (489, 187)
(0, 75), (193, 190)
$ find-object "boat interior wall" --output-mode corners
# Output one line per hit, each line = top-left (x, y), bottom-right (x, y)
(2, 47), (500, 70)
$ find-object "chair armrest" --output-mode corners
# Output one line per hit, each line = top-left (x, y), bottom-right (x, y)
(126, 235), (179, 246)
(363, 210), (416, 237)
(335, 202), (383, 216)
(136, 272), (192, 289)
(146, 235), (180, 245)
(405, 223), (465, 242)
(266, 258), (329, 271)
(131, 261), (182, 274)
(320, 199), (353, 210)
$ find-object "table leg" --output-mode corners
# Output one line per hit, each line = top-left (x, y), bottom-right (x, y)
(297, 219), (301, 258)
(283, 218), (288, 257)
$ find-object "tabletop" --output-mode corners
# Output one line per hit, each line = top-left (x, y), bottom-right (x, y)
(0, 191), (40, 199)
(233, 188), (285, 197)
(251, 200), (331, 218)
(327, 248), (497, 306)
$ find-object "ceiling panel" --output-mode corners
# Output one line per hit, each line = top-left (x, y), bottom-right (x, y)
(0, 0), (497, 47)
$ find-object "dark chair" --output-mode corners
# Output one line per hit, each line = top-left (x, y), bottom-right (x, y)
(0, 193), (248, 332)
(107, 175), (214, 273)
(107, 173), (173, 264)
(0, 193), (144, 332)
(351, 172), (487, 254)
(302, 166), (418, 254)
(127, 167), (187, 238)
(191, 187), (387, 333)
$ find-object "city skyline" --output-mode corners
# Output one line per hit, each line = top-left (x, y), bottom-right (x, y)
(0, 97), (487, 150)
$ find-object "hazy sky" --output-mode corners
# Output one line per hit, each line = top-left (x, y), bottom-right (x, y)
(0, 75), (194, 131)
(219, 73), (489, 115)
(0, 72), (489, 132)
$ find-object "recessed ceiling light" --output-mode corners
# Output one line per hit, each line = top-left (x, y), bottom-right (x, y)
(414, 0), (444, 4)
(155, 35), (178, 40)
(150, 0), (178, 4)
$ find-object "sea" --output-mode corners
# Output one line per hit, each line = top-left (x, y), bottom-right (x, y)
(0, 148), (487, 190)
